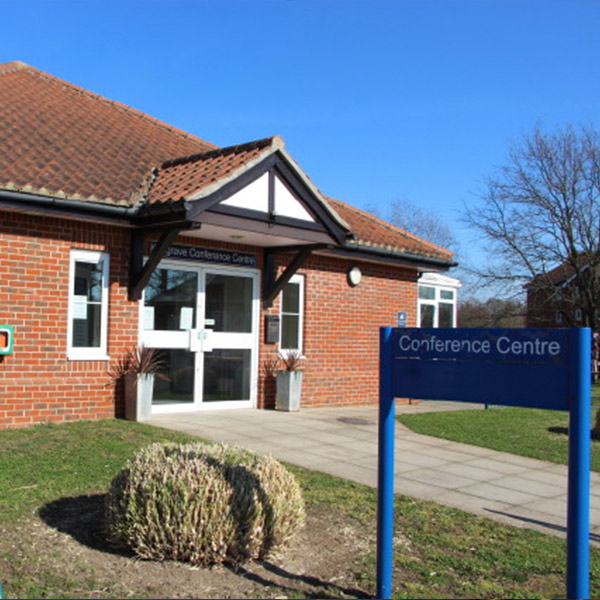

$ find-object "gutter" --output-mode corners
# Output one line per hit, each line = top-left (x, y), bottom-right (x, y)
(0, 189), (139, 222)
(332, 241), (458, 270)
(0, 188), (458, 270)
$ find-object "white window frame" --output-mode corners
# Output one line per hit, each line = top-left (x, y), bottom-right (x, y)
(279, 274), (304, 356)
(67, 249), (110, 360)
(418, 285), (458, 328)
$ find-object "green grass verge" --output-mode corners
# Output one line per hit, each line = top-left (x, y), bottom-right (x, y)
(397, 405), (600, 472)
(0, 419), (599, 598)
(0, 419), (194, 522)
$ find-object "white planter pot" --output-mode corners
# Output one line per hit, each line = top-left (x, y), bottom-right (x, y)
(124, 372), (154, 422)
(276, 371), (303, 412)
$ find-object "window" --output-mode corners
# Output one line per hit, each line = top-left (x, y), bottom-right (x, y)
(418, 283), (458, 328)
(68, 249), (109, 359)
(279, 274), (304, 354)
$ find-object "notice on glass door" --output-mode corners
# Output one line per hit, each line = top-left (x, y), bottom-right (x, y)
(180, 307), (194, 330)
(143, 306), (155, 330)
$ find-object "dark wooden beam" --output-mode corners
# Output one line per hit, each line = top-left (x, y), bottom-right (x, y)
(268, 170), (275, 224)
(129, 228), (181, 301)
(263, 246), (313, 309)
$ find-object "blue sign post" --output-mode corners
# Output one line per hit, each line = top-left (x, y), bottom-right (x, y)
(378, 327), (591, 600)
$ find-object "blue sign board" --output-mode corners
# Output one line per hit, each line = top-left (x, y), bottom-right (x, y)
(390, 328), (571, 410)
(396, 312), (407, 328)
(377, 327), (591, 600)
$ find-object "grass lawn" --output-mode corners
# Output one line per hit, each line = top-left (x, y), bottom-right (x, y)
(0, 419), (599, 598)
(396, 386), (600, 472)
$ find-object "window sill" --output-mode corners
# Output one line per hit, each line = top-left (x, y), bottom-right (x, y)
(67, 352), (110, 361)
(278, 350), (306, 360)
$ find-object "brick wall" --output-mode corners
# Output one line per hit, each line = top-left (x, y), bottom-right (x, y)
(259, 253), (417, 408)
(526, 288), (557, 328)
(0, 212), (419, 428)
(0, 212), (136, 428)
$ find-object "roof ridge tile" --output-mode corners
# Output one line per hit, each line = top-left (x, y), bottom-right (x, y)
(159, 136), (282, 170)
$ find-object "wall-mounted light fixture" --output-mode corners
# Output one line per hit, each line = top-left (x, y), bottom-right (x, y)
(347, 266), (362, 287)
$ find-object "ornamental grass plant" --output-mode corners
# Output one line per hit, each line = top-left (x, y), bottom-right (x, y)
(105, 442), (305, 565)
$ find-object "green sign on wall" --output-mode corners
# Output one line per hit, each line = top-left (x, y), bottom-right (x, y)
(0, 325), (14, 355)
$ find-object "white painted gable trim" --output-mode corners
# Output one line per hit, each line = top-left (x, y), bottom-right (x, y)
(220, 171), (316, 223)
(220, 172), (270, 213)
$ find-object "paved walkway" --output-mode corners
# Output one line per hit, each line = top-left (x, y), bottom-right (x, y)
(150, 402), (600, 543)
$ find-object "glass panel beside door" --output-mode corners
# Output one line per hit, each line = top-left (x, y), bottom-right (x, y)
(139, 261), (258, 413)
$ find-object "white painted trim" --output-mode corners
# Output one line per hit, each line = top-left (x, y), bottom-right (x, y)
(221, 172), (269, 213)
(139, 258), (260, 412)
(417, 281), (458, 328)
(279, 273), (304, 355)
(67, 249), (110, 360)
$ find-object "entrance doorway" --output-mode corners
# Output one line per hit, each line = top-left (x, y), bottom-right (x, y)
(139, 261), (259, 412)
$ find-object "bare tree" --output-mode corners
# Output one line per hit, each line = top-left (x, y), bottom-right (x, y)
(368, 198), (459, 253)
(465, 124), (600, 329)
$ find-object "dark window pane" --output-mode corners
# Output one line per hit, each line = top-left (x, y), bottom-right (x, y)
(203, 349), (251, 402)
(205, 274), (252, 333)
(418, 286), (435, 300)
(420, 304), (435, 327)
(72, 303), (101, 347)
(74, 261), (103, 301)
(440, 290), (454, 300)
(152, 349), (195, 404)
(439, 303), (454, 327)
(144, 269), (197, 331)
(281, 314), (299, 349)
(282, 282), (300, 313)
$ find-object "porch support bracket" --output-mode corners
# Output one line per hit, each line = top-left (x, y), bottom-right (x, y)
(263, 243), (330, 309)
(129, 227), (182, 301)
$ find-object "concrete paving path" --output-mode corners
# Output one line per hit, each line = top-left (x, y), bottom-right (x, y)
(150, 402), (600, 543)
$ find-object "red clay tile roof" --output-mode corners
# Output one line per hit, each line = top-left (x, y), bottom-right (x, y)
(528, 254), (592, 288)
(147, 137), (283, 204)
(0, 62), (453, 264)
(327, 197), (454, 262)
(0, 61), (215, 205)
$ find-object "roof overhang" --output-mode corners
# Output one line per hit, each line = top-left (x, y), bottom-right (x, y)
(136, 149), (352, 248)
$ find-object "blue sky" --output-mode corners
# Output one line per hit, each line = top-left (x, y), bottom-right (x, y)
(1, 0), (599, 293)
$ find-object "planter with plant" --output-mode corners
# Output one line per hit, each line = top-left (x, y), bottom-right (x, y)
(109, 345), (167, 422)
(276, 351), (304, 412)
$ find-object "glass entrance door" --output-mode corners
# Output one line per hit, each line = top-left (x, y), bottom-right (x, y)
(140, 261), (259, 412)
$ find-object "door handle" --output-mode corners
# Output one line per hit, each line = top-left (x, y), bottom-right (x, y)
(189, 329), (214, 353)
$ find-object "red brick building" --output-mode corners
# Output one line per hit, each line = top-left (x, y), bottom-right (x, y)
(0, 62), (454, 429)
(526, 258), (593, 329)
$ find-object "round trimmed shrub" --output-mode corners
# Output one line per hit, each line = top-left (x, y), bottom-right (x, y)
(105, 442), (305, 565)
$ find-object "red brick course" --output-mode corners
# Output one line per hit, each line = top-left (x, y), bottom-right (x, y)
(0, 212), (417, 428)
(259, 254), (417, 408)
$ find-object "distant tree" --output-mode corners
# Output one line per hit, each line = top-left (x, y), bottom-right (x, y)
(368, 198), (459, 253)
(464, 124), (600, 329)
(458, 297), (526, 328)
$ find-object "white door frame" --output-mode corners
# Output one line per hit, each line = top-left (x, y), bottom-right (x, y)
(138, 259), (260, 413)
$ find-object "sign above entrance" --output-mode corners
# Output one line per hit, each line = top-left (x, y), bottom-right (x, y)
(155, 244), (257, 268)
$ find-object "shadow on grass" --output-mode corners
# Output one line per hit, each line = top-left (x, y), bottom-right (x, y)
(485, 507), (600, 544)
(548, 426), (600, 441)
(225, 560), (372, 599)
(39, 493), (132, 557)
(548, 426), (569, 436)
